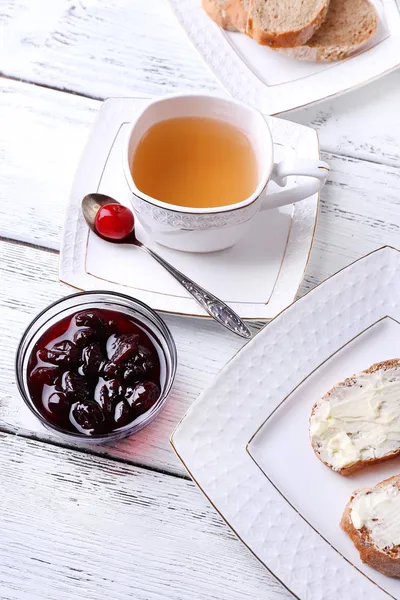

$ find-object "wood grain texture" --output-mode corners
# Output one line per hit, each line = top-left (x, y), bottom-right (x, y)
(0, 78), (99, 249)
(287, 69), (400, 169)
(0, 238), (252, 476)
(303, 151), (400, 289)
(0, 0), (220, 98)
(0, 431), (290, 600)
(2, 0), (400, 166)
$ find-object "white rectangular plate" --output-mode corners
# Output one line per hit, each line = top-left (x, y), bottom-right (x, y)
(167, 0), (400, 114)
(60, 97), (318, 320)
(171, 246), (400, 599)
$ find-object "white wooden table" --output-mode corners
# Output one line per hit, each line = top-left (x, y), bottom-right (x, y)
(1, 1), (400, 598)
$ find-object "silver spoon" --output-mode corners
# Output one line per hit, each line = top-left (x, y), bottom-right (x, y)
(82, 193), (252, 339)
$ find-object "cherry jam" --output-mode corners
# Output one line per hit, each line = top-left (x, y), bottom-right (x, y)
(27, 308), (162, 436)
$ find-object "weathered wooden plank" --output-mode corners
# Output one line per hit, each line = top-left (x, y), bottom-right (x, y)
(0, 239), (250, 476)
(302, 151), (400, 290)
(0, 431), (289, 600)
(0, 0), (220, 98)
(2, 0), (400, 166)
(0, 79), (99, 249)
(287, 69), (400, 169)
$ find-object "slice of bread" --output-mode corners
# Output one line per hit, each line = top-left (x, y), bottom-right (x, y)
(341, 475), (400, 577)
(277, 0), (378, 61)
(246, 0), (330, 47)
(310, 359), (400, 476)
(202, 0), (330, 48)
(202, 0), (249, 33)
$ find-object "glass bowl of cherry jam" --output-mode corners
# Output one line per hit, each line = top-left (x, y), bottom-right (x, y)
(16, 291), (177, 443)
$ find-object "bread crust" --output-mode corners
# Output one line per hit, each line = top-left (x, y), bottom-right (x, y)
(202, 0), (248, 32)
(341, 475), (400, 577)
(277, 43), (365, 62)
(276, 0), (378, 60)
(311, 359), (400, 476)
(247, 1), (330, 48)
(202, 0), (330, 48)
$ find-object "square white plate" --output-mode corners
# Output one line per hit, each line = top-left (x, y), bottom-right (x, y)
(60, 97), (319, 320)
(171, 246), (400, 599)
(249, 316), (400, 599)
(167, 0), (400, 114)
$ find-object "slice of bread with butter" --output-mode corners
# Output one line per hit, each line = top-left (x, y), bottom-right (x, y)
(341, 475), (400, 577)
(310, 359), (400, 475)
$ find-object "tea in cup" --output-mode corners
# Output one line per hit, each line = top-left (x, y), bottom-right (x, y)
(123, 94), (329, 253)
(131, 115), (258, 210)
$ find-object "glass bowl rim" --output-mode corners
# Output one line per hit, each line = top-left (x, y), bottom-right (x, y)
(15, 290), (178, 441)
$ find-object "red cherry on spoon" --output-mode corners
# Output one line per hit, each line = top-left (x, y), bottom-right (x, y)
(94, 203), (134, 240)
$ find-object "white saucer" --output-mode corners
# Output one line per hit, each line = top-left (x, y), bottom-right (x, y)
(60, 97), (319, 320)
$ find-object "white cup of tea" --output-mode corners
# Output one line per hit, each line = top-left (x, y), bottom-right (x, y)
(123, 94), (329, 253)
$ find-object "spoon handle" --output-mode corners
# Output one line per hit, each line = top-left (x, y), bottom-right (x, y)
(139, 244), (252, 339)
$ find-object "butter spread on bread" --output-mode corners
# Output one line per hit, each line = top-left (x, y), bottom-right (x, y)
(310, 359), (400, 475)
(351, 484), (400, 549)
(341, 475), (400, 577)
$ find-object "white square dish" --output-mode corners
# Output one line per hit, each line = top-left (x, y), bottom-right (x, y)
(248, 316), (400, 599)
(167, 0), (400, 114)
(171, 246), (400, 599)
(60, 97), (319, 320)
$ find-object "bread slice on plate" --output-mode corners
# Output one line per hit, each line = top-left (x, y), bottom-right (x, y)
(341, 475), (400, 577)
(202, 0), (331, 48)
(277, 0), (378, 61)
(310, 359), (400, 476)
(202, 0), (249, 33)
(247, 0), (330, 47)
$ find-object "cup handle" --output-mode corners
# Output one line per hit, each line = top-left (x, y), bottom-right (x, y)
(260, 158), (329, 211)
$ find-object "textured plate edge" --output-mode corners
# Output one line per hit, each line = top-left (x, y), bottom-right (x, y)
(166, 0), (400, 115)
(170, 245), (400, 600)
(247, 314), (400, 451)
(169, 434), (302, 600)
(246, 315), (400, 600)
(170, 246), (400, 444)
